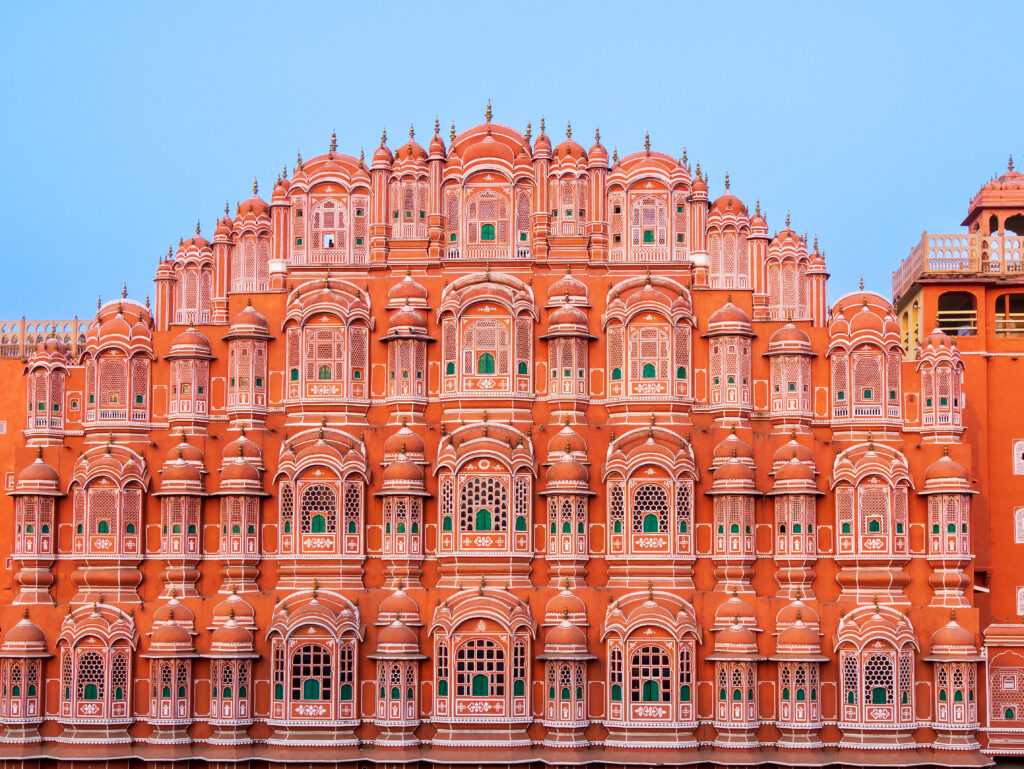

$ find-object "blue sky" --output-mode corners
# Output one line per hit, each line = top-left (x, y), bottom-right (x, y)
(0, 1), (1019, 317)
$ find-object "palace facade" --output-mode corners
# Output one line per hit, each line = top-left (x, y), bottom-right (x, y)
(0, 109), (1009, 767)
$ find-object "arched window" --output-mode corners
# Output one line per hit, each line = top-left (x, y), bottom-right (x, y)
(291, 644), (332, 702)
(937, 291), (977, 336)
(460, 477), (508, 533)
(456, 639), (505, 698)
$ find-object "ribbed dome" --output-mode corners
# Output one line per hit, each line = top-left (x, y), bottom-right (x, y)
(383, 458), (425, 484)
(378, 588), (420, 619)
(711, 192), (748, 216)
(378, 619), (419, 647)
(169, 327), (211, 356)
(546, 620), (587, 648)
(545, 455), (589, 485)
(150, 622), (192, 650)
(925, 454), (969, 481)
(17, 456), (60, 488)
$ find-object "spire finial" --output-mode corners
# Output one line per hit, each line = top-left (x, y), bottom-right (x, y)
(695, 161), (701, 179)
(540, 116), (545, 134)
(524, 121), (532, 142)
(296, 150), (302, 169)
(380, 128), (387, 147)
(595, 126), (600, 143)
(785, 210), (790, 228)
(681, 147), (687, 166)
(359, 148), (364, 165)
(724, 172), (730, 190)
(409, 124), (415, 139)
(755, 199), (761, 216)
(644, 132), (650, 154)
(433, 117), (440, 137)
(330, 129), (337, 154)
(566, 120), (571, 139)
(253, 178), (258, 196)
(195, 220), (201, 235)
(859, 274), (864, 290)
(1011, 154), (1015, 173)
(450, 121), (456, 143)
(121, 283), (127, 299)
(647, 579), (654, 601)
(485, 100), (492, 123)
(813, 234), (819, 252)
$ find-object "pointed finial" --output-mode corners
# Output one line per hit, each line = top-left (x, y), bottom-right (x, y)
(944, 444), (950, 457)
(97, 294), (102, 309)
(253, 178), (258, 196)
(312, 576), (319, 599)
(409, 124), (415, 139)
(434, 117), (440, 137)
(121, 283), (127, 299)
(380, 128), (387, 146)
(540, 116), (545, 134)
(755, 199), (761, 216)
(859, 274), (864, 290)
(595, 126), (601, 144)
(681, 147), (687, 167)
(1011, 154), (1015, 173)
(813, 234), (818, 252)
(524, 121), (532, 142)
(647, 580), (654, 600)
(566, 121), (572, 139)
(450, 121), (456, 143)
(330, 129), (337, 154)
(195, 220), (201, 235)
(612, 147), (619, 163)
(644, 132), (650, 153)
(724, 172), (730, 190)
(358, 148), (364, 166)
(485, 100), (492, 123)
(695, 161), (701, 179)
(296, 150), (303, 169)
(785, 210), (791, 228)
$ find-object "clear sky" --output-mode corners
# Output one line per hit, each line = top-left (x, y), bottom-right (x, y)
(1, 0), (1019, 318)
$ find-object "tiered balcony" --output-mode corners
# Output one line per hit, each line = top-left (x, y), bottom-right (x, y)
(892, 232), (1024, 299)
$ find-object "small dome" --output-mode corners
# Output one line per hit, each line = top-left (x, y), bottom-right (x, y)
(713, 431), (753, 463)
(151, 622), (192, 650)
(210, 619), (254, 651)
(212, 593), (254, 625)
(388, 274), (429, 305)
(713, 460), (755, 483)
(389, 304), (428, 331)
(16, 456), (60, 490)
(588, 135), (608, 164)
(921, 328), (954, 350)
(711, 192), (748, 216)
(767, 323), (813, 356)
(220, 457), (260, 483)
(546, 620), (587, 648)
(428, 130), (446, 157)
(161, 459), (202, 485)
(228, 302), (269, 336)
(545, 588), (586, 619)
(545, 455), (589, 486)
(2, 615), (47, 653)
(548, 302), (588, 328)
(714, 622), (758, 654)
(169, 327), (211, 356)
(773, 439), (814, 466)
(384, 425), (425, 458)
(238, 192), (270, 219)
(925, 454), (969, 482)
(547, 424), (587, 456)
(932, 619), (975, 649)
(777, 620), (821, 650)
(378, 619), (419, 647)
(707, 300), (752, 329)
(548, 272), (588, 304)
(553, 137), (586, 161)
(383, 458), (425, 485)
(372, 139), (394, 166)
(223, 431), (262, 465)
(165, 439), (204, 466)
(534, 129), (552, 154)
(775, 456), (815, 482)
(378, 588), (420, 620)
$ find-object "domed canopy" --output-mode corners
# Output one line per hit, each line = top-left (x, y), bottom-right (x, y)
(712, 429), (754, 467)
(705, 300), (754, 337)
(709, 459), (758, 496)
(148, 621), (194, 656)
(225, 301), (270, 340)
(543, 454), (591, 492)
(370, 619), (425, 661)
(766, 323), (814, 356)
(922, 451), (973, 495)
(925, 616), (982, 661)
(0, 613), (49, 658)
(168, 327), (212, 359)
(377, 587), (421, 624)
(208, 617), (257, 658)
(13, 454), (62, 496)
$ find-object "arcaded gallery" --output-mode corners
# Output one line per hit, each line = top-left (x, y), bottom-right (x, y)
(5, 111), (1024, 767)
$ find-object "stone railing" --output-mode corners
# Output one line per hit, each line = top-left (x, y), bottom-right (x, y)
(0, 318), (86, 358)
(893, 232), (1024, 299)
